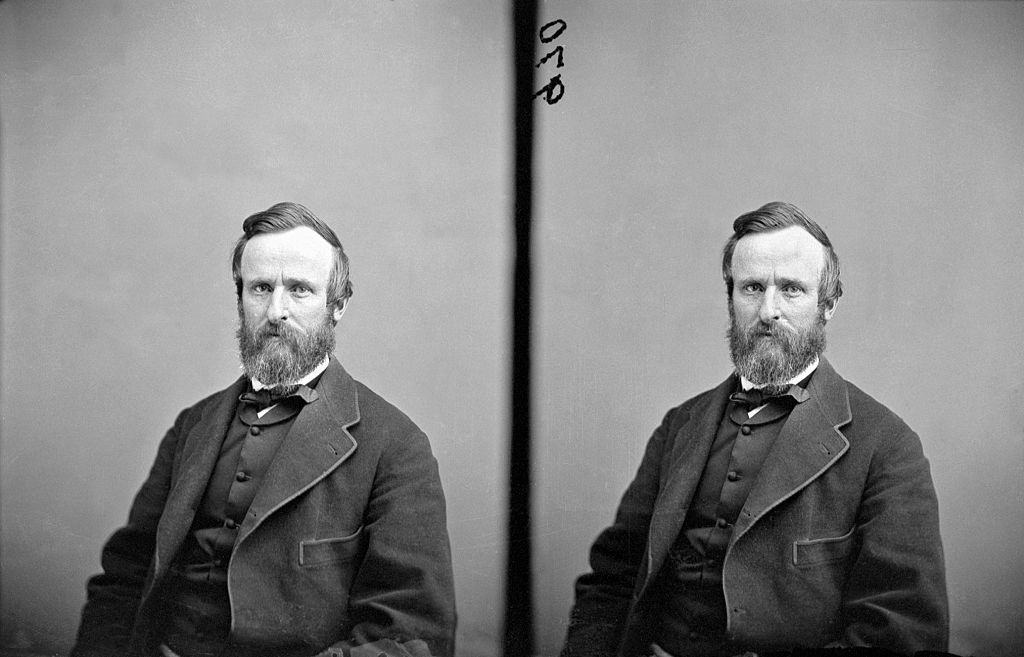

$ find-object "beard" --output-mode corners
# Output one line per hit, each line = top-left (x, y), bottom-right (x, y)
(728, 302), (827, 395)
(237, 310), (335, 389)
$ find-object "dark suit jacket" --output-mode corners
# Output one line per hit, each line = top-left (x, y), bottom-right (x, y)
(562, 358), (948, 657)
(72, 357), (456, 657)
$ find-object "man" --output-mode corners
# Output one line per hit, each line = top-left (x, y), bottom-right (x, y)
(562, 202), (947, 656)
(72, 203), (456, 657)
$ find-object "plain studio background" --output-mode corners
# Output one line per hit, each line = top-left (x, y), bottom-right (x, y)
(1, 2), (1021, 657)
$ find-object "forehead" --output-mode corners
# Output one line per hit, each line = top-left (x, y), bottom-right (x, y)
(731, 226), (826, 282)
(239, 226), (335, 279)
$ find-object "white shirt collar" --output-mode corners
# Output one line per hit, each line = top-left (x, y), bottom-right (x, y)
(250, 355), (331, 391)
(740, 355), (819, 392)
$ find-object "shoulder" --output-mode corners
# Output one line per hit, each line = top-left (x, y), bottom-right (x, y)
(351, 378), (425, 438)
(347, 379), (442, 488)
(841, 377), (916, 440)
(832, 375), (928, 468)
(811, 358), (920, 449)
(315, 358), (429, 446)
(327, 374), (436, 465)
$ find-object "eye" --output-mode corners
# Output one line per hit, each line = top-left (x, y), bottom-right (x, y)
(252, 283), (272, 294)
(291, 284), (312, 297)
(742, 282), (763, 294)
(782, 284), (804, 296)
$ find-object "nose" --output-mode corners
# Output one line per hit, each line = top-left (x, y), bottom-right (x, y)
(758, 287), (781, 323)
(266, 287), (290, 323)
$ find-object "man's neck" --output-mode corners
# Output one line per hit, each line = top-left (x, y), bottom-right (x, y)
(251, 355), (331, 391)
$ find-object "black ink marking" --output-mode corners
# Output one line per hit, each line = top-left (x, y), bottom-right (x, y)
(534, 19), (567, 105)
(534, 74), (564, 105)
(536, 45), (564, 69)
(539, 18), (567, 43)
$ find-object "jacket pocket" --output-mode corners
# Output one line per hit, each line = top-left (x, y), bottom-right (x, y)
(299, 526), (364, 567)
(793, 527), (855, 567)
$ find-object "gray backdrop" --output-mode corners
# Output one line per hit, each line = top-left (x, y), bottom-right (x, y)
(2, 2), (1022, 657)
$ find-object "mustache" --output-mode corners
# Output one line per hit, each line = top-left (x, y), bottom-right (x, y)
(254, 322), (302, 340)
(753, 321), (792, 338)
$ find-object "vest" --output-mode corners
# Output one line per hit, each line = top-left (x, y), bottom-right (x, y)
(653, 379), (809, 655)
(159, 378), (322, 657)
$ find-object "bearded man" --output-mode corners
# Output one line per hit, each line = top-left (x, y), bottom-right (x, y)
(71, 203), (456, 657)
(561, 202), (948, 657)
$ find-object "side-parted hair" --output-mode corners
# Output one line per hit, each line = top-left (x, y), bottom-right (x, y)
(232, 202), (353, 311)
(721, 201), (843, 308)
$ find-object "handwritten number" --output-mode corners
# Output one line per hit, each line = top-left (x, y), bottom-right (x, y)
(534, 74), (565, 105)
(539, 19), (567, 43)
(536, 19), (567, 105)
(536, 45), (564, 69)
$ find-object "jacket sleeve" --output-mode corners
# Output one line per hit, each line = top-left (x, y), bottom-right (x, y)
(316, 429), (457, 657)
(70, 412), (187, 657)
(561, 411), (676, 657)
(834, 423), (949, 653)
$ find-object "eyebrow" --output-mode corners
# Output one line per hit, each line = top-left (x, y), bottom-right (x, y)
(735, 275), (809, 288)
(246, 275), (318, 289)
(283, 276), (317, 289)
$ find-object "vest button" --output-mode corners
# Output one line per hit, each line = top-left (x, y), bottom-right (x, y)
(740, 425), (752, 435)
(716, 517), (729, 528)
(727, 471), (740, 482)
(250, 426), (261, 436)
(236, 471), (249, 482)
(224, 518), (237, 529)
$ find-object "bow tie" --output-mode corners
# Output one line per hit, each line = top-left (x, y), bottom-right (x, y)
(729, 384), (809, 410)
(239, 384), (319, 410)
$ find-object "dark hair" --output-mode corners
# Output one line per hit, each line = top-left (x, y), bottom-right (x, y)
(721, 201), (842, 307)
(232, 202), (353, 310)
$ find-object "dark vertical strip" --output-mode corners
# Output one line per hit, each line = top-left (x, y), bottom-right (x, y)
(505, 0), (538, 656)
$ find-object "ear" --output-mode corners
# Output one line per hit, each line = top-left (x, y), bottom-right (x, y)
(822, 297), (838, 321)
(332, 298), (348, 324)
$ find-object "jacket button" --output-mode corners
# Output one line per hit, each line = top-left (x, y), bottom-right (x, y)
(740, 425), (751, 435)
(716, 517), (729, 528)
(727, 470), (740, 482)
(224, 518), (237, 529)
(236, 471), (249, 482)
(250, 426), (261, 435)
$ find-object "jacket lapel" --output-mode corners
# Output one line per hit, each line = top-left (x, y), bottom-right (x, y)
(236, 357), (359, 547)
(155, 376), (247, 575)
(641, 376), (735, 591)
(729, 357), (852, 547)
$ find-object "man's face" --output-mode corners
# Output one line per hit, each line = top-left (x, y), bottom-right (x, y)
(728, 226), (836, 392)
(236, 226), (344, 386)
